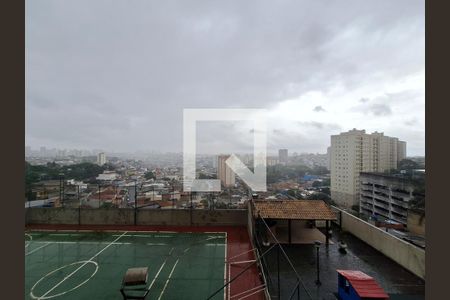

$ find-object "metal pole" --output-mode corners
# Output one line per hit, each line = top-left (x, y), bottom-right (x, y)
(134, 180), (137, 226)
(78, 185), (81, 226)
(315, 244), (321, 286)
(288, 219), (292, 244)
(190, 191), (193, 226)
(277, 245), (281, 299)
(59, 176), (62, 207)
(62, 176), (65, 207)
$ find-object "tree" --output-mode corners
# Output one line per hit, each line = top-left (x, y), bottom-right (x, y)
(144, 171), (156, 180)
(312, 180), (322, 188)
(307, 192), (330, 201)
(398, 159), (420, 170)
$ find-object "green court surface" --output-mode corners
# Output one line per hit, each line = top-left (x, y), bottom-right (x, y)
(25, 231), (226, 300)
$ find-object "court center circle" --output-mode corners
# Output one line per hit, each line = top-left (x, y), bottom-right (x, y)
(30, 260), (99, 299)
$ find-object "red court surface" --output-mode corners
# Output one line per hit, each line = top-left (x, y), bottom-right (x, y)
(26, 224), (266, 300)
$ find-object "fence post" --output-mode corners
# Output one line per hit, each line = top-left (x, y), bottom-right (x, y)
(134, 181), (137, 226)
(277, 245), (281, 299)
(78, 185), (81, 226)
(190, 191), (193, 226)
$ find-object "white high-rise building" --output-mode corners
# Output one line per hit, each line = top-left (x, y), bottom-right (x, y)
(330, 129), (407, 208)
(217, 155), (235, 188)
(278, 149), (288, 165)
(97, 152), (106, 166)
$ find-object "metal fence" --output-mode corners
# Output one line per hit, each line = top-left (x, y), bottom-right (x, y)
(24, 182), (249, 210)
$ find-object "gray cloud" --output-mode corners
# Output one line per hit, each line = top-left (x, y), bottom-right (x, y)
(359, 97), (370, 103)
(368, 103), (393, 116)
(313, 105), (326, 112)
(26, 0), (425, 155)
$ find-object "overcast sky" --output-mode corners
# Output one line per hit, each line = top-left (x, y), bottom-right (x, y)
(26, 0), (425, 156)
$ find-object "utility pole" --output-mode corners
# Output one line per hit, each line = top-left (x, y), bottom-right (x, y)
(134, 180), (137, 226)
(78, 185), (81, 225)
(315, 240), (322, 286)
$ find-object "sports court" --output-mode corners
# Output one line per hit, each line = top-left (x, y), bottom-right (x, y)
(25, 231), (227, 299)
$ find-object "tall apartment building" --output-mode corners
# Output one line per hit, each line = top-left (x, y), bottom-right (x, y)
(326, 146), (331, 170)
(217, 155), (235, 188)
(278, 149), (288, 165)
(97, 152), (106, 166)
(330, 129), (407, 208)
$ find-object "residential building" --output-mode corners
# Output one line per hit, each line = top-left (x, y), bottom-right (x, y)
(97, 152), (106, 165)
(278, 149), (288, 165)
(266, 156), (279, 166)
(217, 155), (235, 188)
(96, 171), (118, 181)
(326, 146), (331, 170)
(330, 129), (407, 208)
(359, 172), (416, 225)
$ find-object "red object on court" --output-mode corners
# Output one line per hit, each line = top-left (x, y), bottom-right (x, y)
(337, 270), (389, 299)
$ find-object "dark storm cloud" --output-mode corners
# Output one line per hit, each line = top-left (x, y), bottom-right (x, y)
(26, 0), (424, 154)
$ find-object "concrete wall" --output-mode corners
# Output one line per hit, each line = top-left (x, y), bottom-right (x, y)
(25, 208), (247, 227)
(332, 206), (425, 279)
(81, 209), (134, 225)
(26, 207), (79, 225)
(137, 209), (247, 226)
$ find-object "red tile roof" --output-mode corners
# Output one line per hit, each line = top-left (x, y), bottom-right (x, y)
(253, 200), (336, 220)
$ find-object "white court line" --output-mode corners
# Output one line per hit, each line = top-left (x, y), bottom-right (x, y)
(25, 233), (33, 248)
(147, 260), (167, 291)
(147, 243), (167, 246)
(157, 259), (179, 300)
(48, 233), (82, 236)
(230, 284), (265, 299)
(112, 234), (152, 238)
(237, 287), (266, 300)
(229, 260), (256, 265)
(38, 231), (128, 299)
(147, 248), (173, 293)
(26, 243), (51, 256)
(32, 241), (132, 245)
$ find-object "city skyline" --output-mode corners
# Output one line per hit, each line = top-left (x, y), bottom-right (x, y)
(26, 0), (424, 156)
